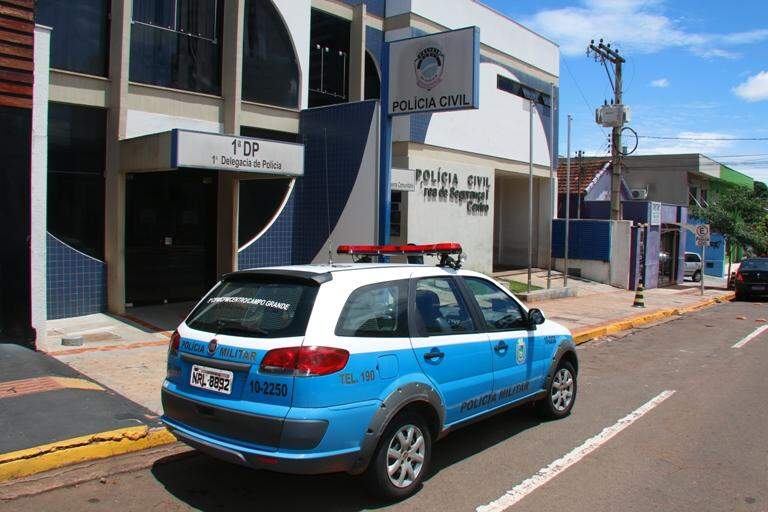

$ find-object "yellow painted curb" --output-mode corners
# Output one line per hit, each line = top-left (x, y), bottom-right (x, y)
(572, 292), (735, 345)
(0, 426), (177, 484)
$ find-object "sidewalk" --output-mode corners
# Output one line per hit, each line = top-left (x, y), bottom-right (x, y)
(0, 344), (171, 483)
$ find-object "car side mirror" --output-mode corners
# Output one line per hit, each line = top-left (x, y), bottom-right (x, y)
(527, 308), (545, 328)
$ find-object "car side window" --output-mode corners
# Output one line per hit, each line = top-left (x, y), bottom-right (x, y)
(685, 253), (700, 263)
(335, 280), (408, 337)
(413, 277), (475, 336)
(463, 277), (527, 331)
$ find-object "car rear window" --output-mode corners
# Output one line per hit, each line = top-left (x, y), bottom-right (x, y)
(335, 280), (408, 337)
(186, 279), (318, 338)
(740, 259), (768, 271)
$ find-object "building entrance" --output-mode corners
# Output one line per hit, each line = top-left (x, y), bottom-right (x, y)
(125, 170), (218, 306)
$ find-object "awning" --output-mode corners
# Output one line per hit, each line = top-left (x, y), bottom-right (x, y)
(120, 129), (304, 176)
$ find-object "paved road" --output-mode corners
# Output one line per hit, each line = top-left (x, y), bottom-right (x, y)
(3, 300), (767, 512)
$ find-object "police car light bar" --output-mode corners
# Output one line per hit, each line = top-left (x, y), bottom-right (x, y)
(336, 243), (462, 256)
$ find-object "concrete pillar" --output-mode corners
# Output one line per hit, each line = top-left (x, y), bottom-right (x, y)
(222, 0), (245, 136)
(349, 2), (366, 102)
(31, 25), (51, 348)
(218, 0), (245, 276)
(105, 0), (132, 314)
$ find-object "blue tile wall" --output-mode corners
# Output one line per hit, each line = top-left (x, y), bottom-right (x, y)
(294, 100), (377, 263)
(366, 25), (383, 64)
(237, 186), (296, 269)
(236, 101), (377, 269)
(46, 233), (106, 319)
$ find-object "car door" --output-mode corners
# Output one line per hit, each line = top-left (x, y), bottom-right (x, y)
(460, 276), (544, 408)
(409, 275), (494, 426)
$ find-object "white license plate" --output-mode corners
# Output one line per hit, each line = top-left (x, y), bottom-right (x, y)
(752, 285), (766, 291)
(190, 364), (233, 395)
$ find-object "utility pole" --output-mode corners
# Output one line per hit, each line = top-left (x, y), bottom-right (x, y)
(588, 39), (625, 221)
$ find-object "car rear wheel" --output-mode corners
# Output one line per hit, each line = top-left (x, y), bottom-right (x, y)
(537, 360), (577, 420)
(692, 270), (702, 282)
(364, 411), (431, 501)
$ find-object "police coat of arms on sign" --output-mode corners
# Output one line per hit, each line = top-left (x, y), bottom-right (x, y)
(414, 46), (445, 90)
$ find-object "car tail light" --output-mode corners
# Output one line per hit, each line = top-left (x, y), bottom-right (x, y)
(169, 330), (181, 357)
(260, 346), (349, 376)
(737, 272), (744, 283)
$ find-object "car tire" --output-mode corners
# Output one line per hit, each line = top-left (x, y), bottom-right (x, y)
(537, 360), (577, 420)
(692, 270), (702, 283)
(363, 411), (432, 501)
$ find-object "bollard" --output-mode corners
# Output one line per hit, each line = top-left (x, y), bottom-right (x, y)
(632, 283), (645, 308)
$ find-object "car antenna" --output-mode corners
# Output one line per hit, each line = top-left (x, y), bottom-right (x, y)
(324, 128), (333, 266)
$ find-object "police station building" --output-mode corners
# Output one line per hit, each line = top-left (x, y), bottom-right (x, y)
(27, 0), (559, 345)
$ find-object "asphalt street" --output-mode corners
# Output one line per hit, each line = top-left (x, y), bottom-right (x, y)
(2, 299), (767, 512)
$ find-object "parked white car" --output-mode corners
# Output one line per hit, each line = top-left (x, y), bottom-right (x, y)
(684, 252), (703, 282)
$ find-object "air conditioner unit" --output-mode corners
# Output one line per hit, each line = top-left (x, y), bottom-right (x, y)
(630, 188), (648, 200)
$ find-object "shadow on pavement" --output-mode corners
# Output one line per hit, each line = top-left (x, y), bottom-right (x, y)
(149, 406), (543, 511)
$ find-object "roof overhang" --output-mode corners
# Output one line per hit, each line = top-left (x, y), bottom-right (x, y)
(120, 129), (304, 176)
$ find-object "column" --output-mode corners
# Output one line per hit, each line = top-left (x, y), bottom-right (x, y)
(348, 2), (366, 102)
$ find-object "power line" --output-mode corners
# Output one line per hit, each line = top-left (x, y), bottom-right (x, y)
(638, 135), (768, 141)
(562, 58), (609, 138)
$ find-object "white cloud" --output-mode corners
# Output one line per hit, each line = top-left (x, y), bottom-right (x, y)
(733, 71), (768, 102)
(524, 0), (768, 58)
(649, 78), (669, 88)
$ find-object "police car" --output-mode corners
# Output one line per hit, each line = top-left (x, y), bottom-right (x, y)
(161, 243), (578, 500)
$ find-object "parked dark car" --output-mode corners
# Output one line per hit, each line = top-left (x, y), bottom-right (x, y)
(734, 258), (768, 300)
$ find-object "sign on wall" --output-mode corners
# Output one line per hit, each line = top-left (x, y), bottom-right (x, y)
(415, 167), (490, 215)
(650, 201), (662, 226)
(391, 168), (416, 192)
(388, 27), (480, 116)
(173, 130), (304, 176)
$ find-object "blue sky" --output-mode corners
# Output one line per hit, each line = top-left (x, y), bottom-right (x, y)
(483, 0), (768, 183)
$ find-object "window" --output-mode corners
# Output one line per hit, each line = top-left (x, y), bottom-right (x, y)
(336, 281), (408, 337)
(130, 0), (223, 95)
(390, 191), (402, 238)
(187, 278), (318, 338)
(238, 178), (292, 248)
(364, 52), (380, 100)
(414, 277), (475, 335)
(689, 187), (699, 206)
(685, 253), (701, 263)
(37, 0), (110, 76)
(464, 278), (526, 331)
(242, 0), (300, 108)
(47, 103), (107, 260)
(309, 9), (350, 107)
(740, 259), (768, 271)
(497, 75), (551, 115)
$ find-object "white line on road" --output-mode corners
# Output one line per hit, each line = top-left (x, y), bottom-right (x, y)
(476, 390), (677, 512)
(732, 325), (768, 348)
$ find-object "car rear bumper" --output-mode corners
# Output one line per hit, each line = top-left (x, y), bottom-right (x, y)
(160, 387), (371, 475)
(163, 418), (361, 475)
(736, 283), (768, 295)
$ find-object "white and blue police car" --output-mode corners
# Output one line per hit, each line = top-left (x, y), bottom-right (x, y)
(161, 243), (578, 500)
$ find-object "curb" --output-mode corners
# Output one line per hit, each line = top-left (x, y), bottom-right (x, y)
(0, 426), (177, 484)
(572, 292), (735, 345)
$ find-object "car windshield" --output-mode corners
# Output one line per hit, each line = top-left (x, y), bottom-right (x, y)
(186, 278), (319, 338)
(740, 259), (768, 271)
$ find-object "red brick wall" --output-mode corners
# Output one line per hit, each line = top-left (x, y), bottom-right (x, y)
(0, 0), (33, 109)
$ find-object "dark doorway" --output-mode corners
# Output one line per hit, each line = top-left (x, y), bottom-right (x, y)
(126, 170), (218, 306)
(0, 106), (33, 345)
(658, 227), (679, 287)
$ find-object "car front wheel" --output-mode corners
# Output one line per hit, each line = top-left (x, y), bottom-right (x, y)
(537, 360), (577, 419)
(364, 411), (431, 501)
(692, 270), (702, 282)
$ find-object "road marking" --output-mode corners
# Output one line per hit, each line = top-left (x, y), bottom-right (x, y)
(732, 325), (768, 348)
(476, 390), (676, 512)
(0, 376), (103, 400)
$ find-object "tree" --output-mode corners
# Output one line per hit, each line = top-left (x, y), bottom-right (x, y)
(690, 185), (768, 275)
(755, 181), (768, 200)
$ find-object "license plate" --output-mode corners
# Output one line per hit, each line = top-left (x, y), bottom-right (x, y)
(190, 365), (233, 395)
(752, 285), (766, 291)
